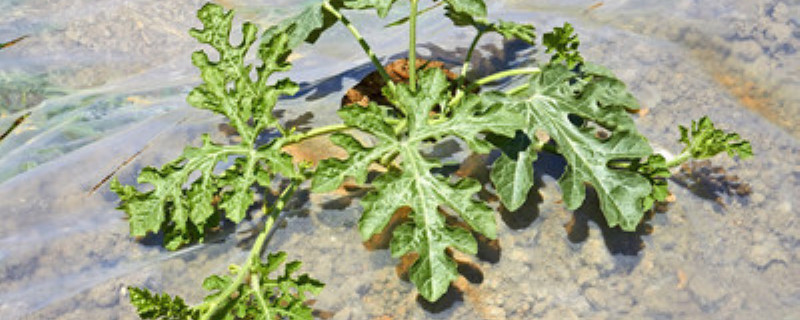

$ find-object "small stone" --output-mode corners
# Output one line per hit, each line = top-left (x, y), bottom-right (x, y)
(332, 307), (352, 320)
(747, 239), (788, 269)
(88, 282), (121, 308)
(575, 268), (599, 285)
(483, 305), (506, 319)
(776, 201), (792, 214)
(508, 248), (527, 262)
(531, 293), (552, 314)
(734, 40), (765, 62)
(689, 275), (728, 305)
(542, 306), (578, 320)
(583, 287), (607, 309)
(771, 2), (790, 22)
(750, 192), (766, 205)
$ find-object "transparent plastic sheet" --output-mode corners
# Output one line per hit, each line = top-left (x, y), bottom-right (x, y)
(0, 0), (798, 319)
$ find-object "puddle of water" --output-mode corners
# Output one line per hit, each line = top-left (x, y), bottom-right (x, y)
(1, 0), (798, 319)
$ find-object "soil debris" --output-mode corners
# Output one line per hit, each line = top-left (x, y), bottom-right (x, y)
(342, 58), (460, 107)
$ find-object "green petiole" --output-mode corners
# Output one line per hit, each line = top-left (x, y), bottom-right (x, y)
(321, 1), (394, 91)
(457, 30), (486, 90)
(198, 180), (299, 320)
(408, 0), (420, 92)
(447, 67), (541, 107)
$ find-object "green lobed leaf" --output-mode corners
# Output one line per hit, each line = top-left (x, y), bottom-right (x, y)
(128, 251), (322, 320)
(313, 69), (523, 301)
(129, 287), (199, 320)
(497, 62), (654, 231)
(444, 5), (536, 45)
(261, 0), (352, 48)
(343, 0), (400, 18)
(443, 0), (487, 19)
(543, 22), (584, 68)
(202, 252), (324, 320)
(678, 116), (753, 160)
(490, 146), (536, 211)
(188, 4), (298, 143)
(113, 3), (300, 250)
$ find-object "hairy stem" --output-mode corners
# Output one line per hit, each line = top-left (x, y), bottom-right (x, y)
(251, 274), (272, 319)
(505, 83), (529, 96)
(474, 67), (541, 88)
(322, 1), (393, 88)
(199, 181), (299, 320)
(282, 123), (350, 146)
(665, 151), (692, 168)
(408, 0), (419, 91)
(383, 1), (444, 28)
(457, 31), (485, 89)
(447, 67), (542, 107)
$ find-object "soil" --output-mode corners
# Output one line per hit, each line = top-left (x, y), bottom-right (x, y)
(341, 58), (461, 107)
(1, 1), (798, 319)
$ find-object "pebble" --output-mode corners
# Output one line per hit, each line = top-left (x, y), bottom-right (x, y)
(747, 238), (789, 269)
(583, 287), (607, 309)
(542, 306), (578, 320)
(734, 40), (765, 62)
(750, 192), (766, 205)
(88, 282), (121, 308)
(575, 268), (599, 286)
(689, 275), (728, 305)
(770, 2), (790, 22)
(776, 201), (792, 214)
(483, 305), (506, 319)
(332, 306), (353, 320)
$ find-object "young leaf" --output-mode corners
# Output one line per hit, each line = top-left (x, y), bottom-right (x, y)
(112, 3), (299, 250)
(261, 4), (329, 48)
(202, 252), (324, 320)
(128, 287), (199, 320)
(128, 252), (323, 320)
(313, 69), (524, 301)
(678, 116), (753, 161)
(635, 154), (671, 211)
(543, 22), (584, 68)
(188, 4), (296, 143)
(443, 0), (487, 19)
(343, 0), (400, 18)
(444, 5), (536, 45)
(496, 63), (654, 231)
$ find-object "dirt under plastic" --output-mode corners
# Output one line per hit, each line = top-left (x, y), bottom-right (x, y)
(1, 1), (798, 319)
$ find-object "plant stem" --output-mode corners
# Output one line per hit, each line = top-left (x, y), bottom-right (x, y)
(474, 67), (541, 87)
(444, 31), (486, 112)
(457, 31), (485, 89)
(408, 0), (419, 92)
(282, 123), (350, 146)
(321, 1), (393, 88)
(251, 274), (272, 319)
(447, 67), (541, 107)
(383, 1), (444, 28)
(199, 181), (298, 320)
(665, 151), (692, 168)
(505, 83), (529, 96)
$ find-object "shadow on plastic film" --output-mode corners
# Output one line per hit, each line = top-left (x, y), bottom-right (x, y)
(290, 38), (536, 102)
